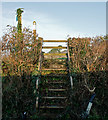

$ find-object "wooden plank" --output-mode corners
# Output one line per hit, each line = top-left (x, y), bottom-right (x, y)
(42, 46), (67, 49)
(43, 58), (66, 61)
(51, 89), (66, 91)
(41, 74), (67, 77)
(38, 38), (43, 71)
(44, 89), (66, 91)
(45, 82), (66, 84)
(44, 53), (66, 56)
(41, 69), (67, 71)
(43, 40), (67, 42)
(67, 38), (73, 89)
(42, 97), (67, 99)
(40, 106), (65, 109)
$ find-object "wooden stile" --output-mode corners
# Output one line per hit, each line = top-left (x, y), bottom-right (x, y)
(43, 40), (67, 42)
(43, 53), (67, 56)
(42, 46), (67, 49)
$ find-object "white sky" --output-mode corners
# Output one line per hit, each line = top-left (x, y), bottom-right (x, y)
(2, 2), (106, 38)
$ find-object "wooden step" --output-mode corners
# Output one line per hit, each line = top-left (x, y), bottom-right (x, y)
(40, 105), (65, 109)
(42, 97), (67, 99)
(41, 69), (67, 71)
(44, 89), (67, 91)
(41, 71), (68, 76)
(42, 59), (67, 64)
(43, 58), (66, 61)
(41, 74), (68, 77)
(43, 40), (67, 42)
(44, 53), (67, 56)
(42, 46), (67, 49)
(45, 81), (67, 84)
(44, 58), (67, 61)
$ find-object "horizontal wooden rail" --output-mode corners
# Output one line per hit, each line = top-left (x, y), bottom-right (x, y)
(41, 69), (67, 71)
(43, 40), (67, 42)
(42, 97), (67, 99)
(42, 46), (67, 49)
(40, 106), (65, 109)
(44, 89), (66, 91)
(44, 53), (67, 56)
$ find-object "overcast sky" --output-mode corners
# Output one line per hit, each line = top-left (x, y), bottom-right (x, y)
(2, 2), (106, 39)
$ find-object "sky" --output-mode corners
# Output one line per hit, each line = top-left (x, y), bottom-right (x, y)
(2, 2), (106, 40)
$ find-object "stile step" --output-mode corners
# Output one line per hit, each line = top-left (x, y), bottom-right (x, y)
(44, 53), (67, 56)
(42, 46), (67, 49)
(43, 89), (67, 91)
(42, 97), (67, 99)
(43, 40), (67, 42)
(41, 74), (68, 77)
(40, 105), (65, 109)
(41, 68), (67, 71)
(45, 81), (67, 84)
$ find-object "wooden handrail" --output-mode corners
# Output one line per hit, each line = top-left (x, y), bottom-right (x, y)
(38, 37), (43, 71)
(43, 40), (67, 42)
(36, 37), (43, 109)
(42, 46), (67, 49)
(67, 38), (73, 89)
(44, 53), (67, 56)
(41, 69), (67, 71)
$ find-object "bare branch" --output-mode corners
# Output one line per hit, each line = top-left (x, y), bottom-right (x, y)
(83, 74), (96, 93)
(84, 85), (96, 93)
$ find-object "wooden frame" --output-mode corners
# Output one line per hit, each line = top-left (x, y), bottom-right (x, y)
(43, 40), (67, 42)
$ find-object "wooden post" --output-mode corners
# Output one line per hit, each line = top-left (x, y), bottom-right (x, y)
(38, 37), (43, 71)
(67, 38), (73, 89)
(16, 8), (24, 33)
(33, 21), (36, 39)
(33, 21), (37, 63)
(36, 37), (43, 109)
(38, 37), (43, 41)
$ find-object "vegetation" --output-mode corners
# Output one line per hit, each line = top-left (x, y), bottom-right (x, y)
(68, 36), (107, 72)
(2, 26), (41, 76)
(68, 36), (107, 120)
(2, 26), (41, 119)
(49, 45), (63, 53)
